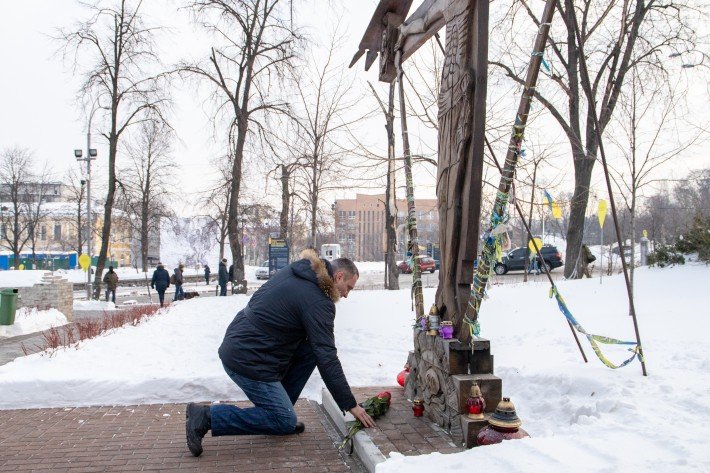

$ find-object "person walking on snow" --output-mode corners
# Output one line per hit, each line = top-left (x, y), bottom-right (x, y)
(173, 264), (185, 301)
(580, 244), (596, 278)
(151, 263), (171, 307)
(218, 258), (228, 296)
(204, 264), (211, 285)
(185, 249), (374, 457)
(102, 266), (119, 303)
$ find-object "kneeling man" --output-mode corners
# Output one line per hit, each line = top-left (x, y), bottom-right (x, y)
(186, 249), (375, 456)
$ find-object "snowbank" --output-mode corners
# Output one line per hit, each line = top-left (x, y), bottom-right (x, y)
(0, 264), (708, 471)
(0, 270), (49, 288)
(73, 300), (117, 311)
(0, 308), (68, 338)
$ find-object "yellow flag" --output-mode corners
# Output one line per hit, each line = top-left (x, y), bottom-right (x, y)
(552, 202), (563, 219)
(598, 200), (608, 229)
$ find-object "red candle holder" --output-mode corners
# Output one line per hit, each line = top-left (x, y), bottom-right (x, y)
(466, 383), (486, 420)
(412, 399), (424, 417)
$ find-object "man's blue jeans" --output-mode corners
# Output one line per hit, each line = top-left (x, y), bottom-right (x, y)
(211, 341), (316, 436)
(174, 284), (184, 301)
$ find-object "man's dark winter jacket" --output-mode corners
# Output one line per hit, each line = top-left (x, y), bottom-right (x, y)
(151, 266), (170, 291)
(218, 262), (228, 285)
(173, 267), (184, 285)
(219, 249), (357, 412)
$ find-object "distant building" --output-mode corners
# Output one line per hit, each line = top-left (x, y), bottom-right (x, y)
(0, 182), (70, 204)
(333, 194), (439, 261)
(0, 201), (134, 268)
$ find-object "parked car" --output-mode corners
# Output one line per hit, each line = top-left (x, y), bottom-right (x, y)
(493, 245), (563, 275)
(398, 256), (437, 274)
(255, 260), (270, 280)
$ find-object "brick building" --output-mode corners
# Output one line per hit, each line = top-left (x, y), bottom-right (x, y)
(333, 194), (439, 261)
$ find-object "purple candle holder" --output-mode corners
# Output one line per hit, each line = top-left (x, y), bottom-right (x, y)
(420, 317), (428, 331)
(439, 321), (454, 339)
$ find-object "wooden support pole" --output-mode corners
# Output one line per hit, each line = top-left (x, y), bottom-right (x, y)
(396, 51), (425, 320)
(484, 137), (588, 363)
(570, 11), (648, 376)
(462, 0), (556, 335)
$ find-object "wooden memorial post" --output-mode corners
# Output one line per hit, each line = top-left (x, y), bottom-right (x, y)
(352, 0), (494, 447)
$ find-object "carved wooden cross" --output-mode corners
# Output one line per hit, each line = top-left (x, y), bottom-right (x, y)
(352, 0), (489, 343)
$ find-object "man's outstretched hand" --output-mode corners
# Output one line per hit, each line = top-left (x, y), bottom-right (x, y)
(349, 405), (376, 428)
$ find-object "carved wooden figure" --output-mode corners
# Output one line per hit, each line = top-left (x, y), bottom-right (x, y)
(352, 0), (492, 447)
(353, 0), (488, 340)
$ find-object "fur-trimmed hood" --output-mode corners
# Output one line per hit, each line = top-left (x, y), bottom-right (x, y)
(297, 249), (340, 303)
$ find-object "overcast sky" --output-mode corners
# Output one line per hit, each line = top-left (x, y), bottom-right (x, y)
(1, 1), (708, 218)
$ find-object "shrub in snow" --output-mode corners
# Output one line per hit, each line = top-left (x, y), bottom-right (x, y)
(648, 245), (685, 268)
(675, 216), (710, 263)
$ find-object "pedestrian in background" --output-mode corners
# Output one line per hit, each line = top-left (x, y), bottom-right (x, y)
(102, 265), (119, 303)
(204, 264), (211, 285)
(173, 263), (185, 301)
(151, 263), (171, 307)
(580, 244), (596, 278)
(218, 258), (229, 296)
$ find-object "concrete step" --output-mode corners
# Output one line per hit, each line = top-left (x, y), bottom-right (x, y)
(321, 389), (386, 473)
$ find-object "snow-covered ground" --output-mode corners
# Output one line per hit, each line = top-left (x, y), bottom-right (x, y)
(0, 307), (68, 338)
(0, 270), (49, 288)
(0, 263), (707, 472)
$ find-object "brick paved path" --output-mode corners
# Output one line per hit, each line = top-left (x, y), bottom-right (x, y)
(351, 387), (463, 457)
(0, 400), (363, 473)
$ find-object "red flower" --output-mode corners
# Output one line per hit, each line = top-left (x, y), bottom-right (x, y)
(376, 391), (392, 406)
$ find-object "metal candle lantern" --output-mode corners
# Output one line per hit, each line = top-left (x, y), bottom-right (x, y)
(412, 399), (425, 417)
(439, 320), (454, 339)
(466, 383), (486, 419)
(476, 397), (530, 446)
(427, 315), (440, 336)
(426, 304), (439, 335)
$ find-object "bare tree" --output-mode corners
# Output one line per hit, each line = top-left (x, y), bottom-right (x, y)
(291, 33), (361, 249)
(609, 69), (704, 288)
(118, 119), (174, 272)
(179, 0), (299, 282)
(491, 0), (700, 278)
(24, 164), (55, 267)
(62, 168), (87, 257)
(198, 154), (234, 261)
(0, 147), (35, 268)
(368, 81), (400, 289)
(58, 0), (169, 297)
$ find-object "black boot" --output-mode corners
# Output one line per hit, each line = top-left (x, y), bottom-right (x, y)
(186, 403), (211, 457)
(293, 422), (305, 434)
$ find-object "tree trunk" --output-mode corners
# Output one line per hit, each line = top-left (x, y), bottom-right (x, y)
(280, 164), (290, 241)
(227, 121), (246, 282)
(310, 148), (319, 249)
(140, 199), (149, 272)
(93, 124), (118, 298)
(76, 201), (83, 258)
(563, 150), (595, 278)
(384, 81), (399, 290)
(523, 165), (538, 283)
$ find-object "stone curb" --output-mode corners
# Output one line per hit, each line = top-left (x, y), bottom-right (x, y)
(322, 389), (386, 473)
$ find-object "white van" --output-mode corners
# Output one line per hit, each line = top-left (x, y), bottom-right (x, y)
(320, 244), (342, 261)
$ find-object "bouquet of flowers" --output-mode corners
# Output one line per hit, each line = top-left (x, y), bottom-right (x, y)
(339, 391), (392, 450)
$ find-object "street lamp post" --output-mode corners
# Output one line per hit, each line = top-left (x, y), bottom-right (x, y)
(75, 112), (98, 299)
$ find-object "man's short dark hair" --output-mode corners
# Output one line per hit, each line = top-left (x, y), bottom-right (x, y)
(331, 258), (359, 278)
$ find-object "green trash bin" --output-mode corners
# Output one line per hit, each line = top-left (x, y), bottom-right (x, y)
(0, 288), (19, 326)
